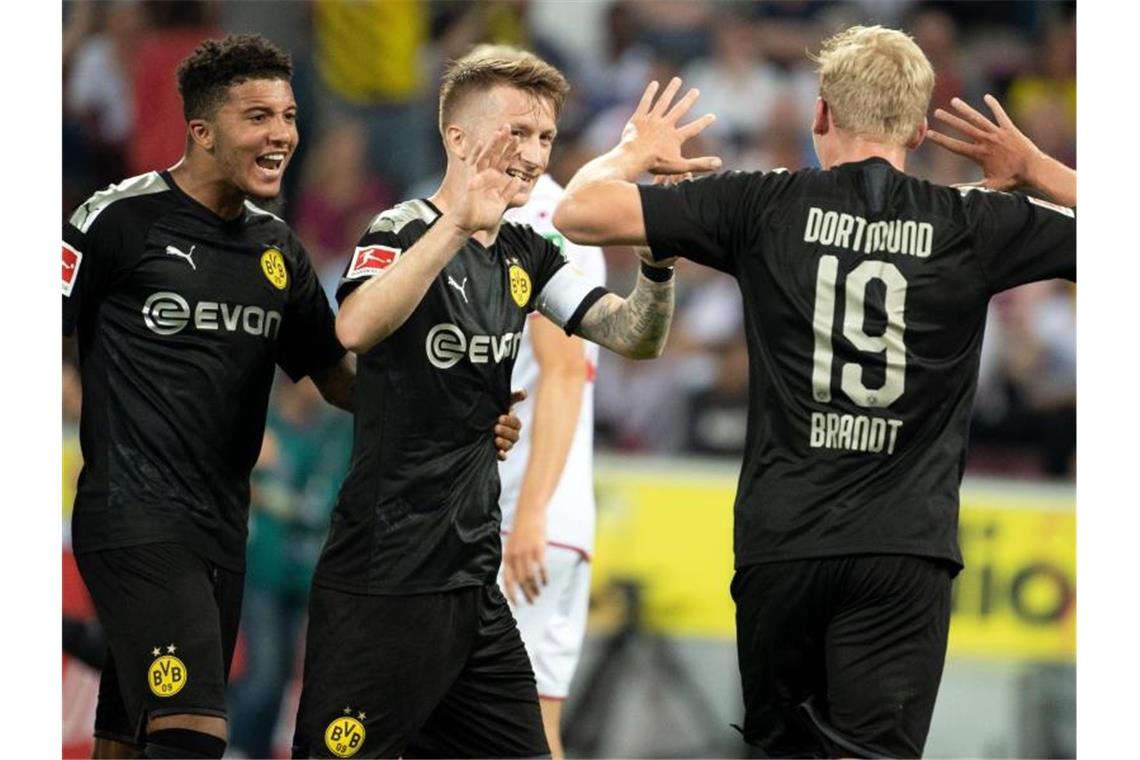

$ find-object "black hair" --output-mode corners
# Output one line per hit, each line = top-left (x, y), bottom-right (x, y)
(175, 33), (293, 121)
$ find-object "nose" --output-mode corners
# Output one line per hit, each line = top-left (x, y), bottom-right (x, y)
(269, 115), (295, 147)
(518, 135), (545, 170)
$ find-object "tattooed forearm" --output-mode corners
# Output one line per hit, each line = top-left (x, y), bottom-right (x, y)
(576, 272), (674, 359)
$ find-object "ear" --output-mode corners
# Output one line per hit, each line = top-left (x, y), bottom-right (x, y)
(187, 118), (215, 152)
(444, 123), (467, 160)
(812, 98), (829, 136)
(906, 117), (928, 150)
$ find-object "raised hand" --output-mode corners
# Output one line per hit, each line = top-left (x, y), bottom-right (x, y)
(620, 77), (721, 176)
(926, 95), (1045, 193)
(452, 125), (526, 234)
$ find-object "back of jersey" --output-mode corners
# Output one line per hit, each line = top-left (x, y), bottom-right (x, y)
(640, 159), (1075, 569)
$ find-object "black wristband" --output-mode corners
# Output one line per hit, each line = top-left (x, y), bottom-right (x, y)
(640, 260), (675, 282)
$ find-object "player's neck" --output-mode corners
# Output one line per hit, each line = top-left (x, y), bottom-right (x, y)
(430, 174), (504, 248)
(824, 136), (908, 173)
(169, 156), (247, 221)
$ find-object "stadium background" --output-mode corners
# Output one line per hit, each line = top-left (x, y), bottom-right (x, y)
(60, 1), (1076, 757)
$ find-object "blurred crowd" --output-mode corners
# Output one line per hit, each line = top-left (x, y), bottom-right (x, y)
(61, 1), (1075, 754)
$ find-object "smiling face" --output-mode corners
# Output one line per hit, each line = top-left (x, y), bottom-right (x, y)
(199, 77), (298, 199)
(461, 85), (557, 208)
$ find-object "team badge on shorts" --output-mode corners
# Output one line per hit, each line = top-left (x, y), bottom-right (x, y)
(260, 248), (289, 290)
(509, 263), (532, 308)
(147, 644), (187, 697)
(324, 707), (366, 758)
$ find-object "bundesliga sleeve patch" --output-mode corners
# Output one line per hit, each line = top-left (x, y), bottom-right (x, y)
(62, 242), (82, 297)
(347, 245), (401, 280)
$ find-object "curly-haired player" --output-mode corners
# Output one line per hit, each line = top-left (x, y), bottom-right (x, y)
(62, 34), (522, 759)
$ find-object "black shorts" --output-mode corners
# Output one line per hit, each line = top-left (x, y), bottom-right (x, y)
(75, 543), (244, 745)
(292, 583), (548, 758)
(732, 554), (952, 759)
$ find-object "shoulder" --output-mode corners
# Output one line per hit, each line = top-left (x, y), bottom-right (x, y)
(243, 199), (288, 226)
(68, 172), (171, 234)
(363, 198), (439, 238)
(499, 220), (552, 257)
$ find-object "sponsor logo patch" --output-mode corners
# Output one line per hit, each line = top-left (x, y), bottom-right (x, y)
(62, 243), (82, 297)
(141, 291), (282, 338)
(509, 264), (532, 308)
(324, 709), (366, 758)
(347, 245), (401, 280)
(147, 644), (187, 697)
(260, 247), (289, 289)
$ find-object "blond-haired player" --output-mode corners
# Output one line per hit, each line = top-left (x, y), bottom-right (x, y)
(555, 25), (1075, 757)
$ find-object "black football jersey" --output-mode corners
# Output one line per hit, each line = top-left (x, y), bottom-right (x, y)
(63, 171), (344, 570)
(314, 199), (605, 594)
(640, 158), (1075, 570)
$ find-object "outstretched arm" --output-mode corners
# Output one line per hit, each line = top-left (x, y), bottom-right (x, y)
(926, 94), (1076, 207)
(554, 77), (721, 246)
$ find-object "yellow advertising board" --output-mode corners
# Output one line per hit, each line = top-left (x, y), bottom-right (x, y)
(590, 457), (1074, 663)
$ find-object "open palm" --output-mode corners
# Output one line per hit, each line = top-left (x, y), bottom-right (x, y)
(621, 77), (721, 176)
(452, 126), (525, 234)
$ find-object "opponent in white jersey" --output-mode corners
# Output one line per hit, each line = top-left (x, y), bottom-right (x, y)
(499, 174), (606, 759)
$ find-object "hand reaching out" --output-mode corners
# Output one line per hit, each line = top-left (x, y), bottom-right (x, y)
(493, 389), (528, 461)
(621, 77), (722, 176)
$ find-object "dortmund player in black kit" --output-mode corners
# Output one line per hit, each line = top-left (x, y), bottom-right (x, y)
(289, 48), (708, 758)
(61, 35), (522, 760)
(555, 26), (1076, 759)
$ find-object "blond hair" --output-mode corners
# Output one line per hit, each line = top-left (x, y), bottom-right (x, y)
(810, 25), (934, 145)
(438, 44), (570, 133)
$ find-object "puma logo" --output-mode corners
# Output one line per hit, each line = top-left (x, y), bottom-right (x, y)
(164, 244), (197, 270)
(447, 274), (469, 304)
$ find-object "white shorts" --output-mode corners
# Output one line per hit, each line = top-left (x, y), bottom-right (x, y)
(500, 544), (591, 699)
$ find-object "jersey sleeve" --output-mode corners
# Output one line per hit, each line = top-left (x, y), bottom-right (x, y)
(276, 235), (346, 381)
(638, 170), (776, 275)
(335, 224), (408, 305)
(964, 188), (1076, 294)
(527, 230), (608, 336)
(62, 205), (123, 336)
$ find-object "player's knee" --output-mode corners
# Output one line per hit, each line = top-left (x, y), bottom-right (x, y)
(141, 728), (227, 758)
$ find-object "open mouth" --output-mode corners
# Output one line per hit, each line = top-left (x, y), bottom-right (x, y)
(256, 152), (286, 172)
(506, 168), (536, 184)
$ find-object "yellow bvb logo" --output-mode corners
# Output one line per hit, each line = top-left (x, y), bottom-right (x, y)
(508, 264), (531, 308)
(324, 714), (366, 758)
(260, 248), (289, 290)
(147, 652), (188, 698)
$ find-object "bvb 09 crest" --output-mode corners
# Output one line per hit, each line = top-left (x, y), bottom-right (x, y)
(147, 645), (187, 697)
(260, 247), (289, 290)
(509, 264), (531, 308)
(325, 710), (367, 758)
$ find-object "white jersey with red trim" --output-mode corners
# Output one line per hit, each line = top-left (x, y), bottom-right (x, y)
(499, 174), (606, 557)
